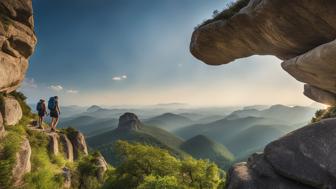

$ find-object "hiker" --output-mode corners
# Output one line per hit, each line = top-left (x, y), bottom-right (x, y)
(48, 96), (60, 132)
(36, 99), (47, 129)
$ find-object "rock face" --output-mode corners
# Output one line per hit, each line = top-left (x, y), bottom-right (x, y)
(0, 0), (37, 93)
(12, 138), (31, 187)
(117, 112), (142, 131)
(190, 0), (336, 105)
(70, 131), (89, 159)
(60, 134), (74, 162)
(225, 118), (336, 188)
(48, 133), (59, 156)
(2, 96), (22, 126)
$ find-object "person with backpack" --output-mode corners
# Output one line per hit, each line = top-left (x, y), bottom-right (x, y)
(36, 99), (48, 129)
(48, 96), (61, 132)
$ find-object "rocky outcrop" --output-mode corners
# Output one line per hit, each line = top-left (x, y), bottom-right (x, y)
(70, 132), (88, 159)
(1, 96), (22, 126)
(48, 132), (59, 156)
(60, 134), (74, 162)
(225, 118), (336, 188)
(47, 130), (89, 161)
(117, 112), (142, 131)
(12, 137), (31, 187)
(0, 0), (37, 93)
(190, 0), (336, 105)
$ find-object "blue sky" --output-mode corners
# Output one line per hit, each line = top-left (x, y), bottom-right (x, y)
(21, 0), (313, 106)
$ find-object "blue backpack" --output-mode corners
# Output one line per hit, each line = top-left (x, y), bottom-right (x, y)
(36, 102), (43, 112)
(48, 97), (56, 111)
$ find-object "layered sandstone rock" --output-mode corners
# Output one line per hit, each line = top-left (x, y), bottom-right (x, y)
(0, 0), (37, 93)
(190, 0), (336, 105)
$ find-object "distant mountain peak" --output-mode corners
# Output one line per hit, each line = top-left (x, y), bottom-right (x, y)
(117, 112), (142, 131)
(87, 105), (103, 112)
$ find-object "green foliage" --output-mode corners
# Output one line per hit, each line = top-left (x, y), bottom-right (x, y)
(137, 175), (182, 189)
(0, 127), (24, 189)
(196, 0), (250, 29)
(24, 129), (65, 189)
(311, 106), (336, 123)
(104, 141), (224, 189)
(180, 157), (221, 189)
(71, 152), (110, 189)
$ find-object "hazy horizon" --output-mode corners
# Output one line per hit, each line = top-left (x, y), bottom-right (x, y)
(20, 0), (315, 107)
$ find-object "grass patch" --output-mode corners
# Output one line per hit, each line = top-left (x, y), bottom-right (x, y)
(0, 129), (24, 188)
(196, 0), (250, 29)
(23, 129), (65, 189)
(0, 115), (29, 189)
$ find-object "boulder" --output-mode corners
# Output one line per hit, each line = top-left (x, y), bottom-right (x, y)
(0, 0), (37, 93)
(117, 112), (142, 131)
(190, 0), (336, 105)
(264, 118), (336, 188)
(60, 134), (74, 162)
(226, 153), (313, 189)
(70, 132), (88, 160)
(1, 96), (22, 126)
(48, 132), (59, 156)
(12, 138), (31, 187)
(94, 154), (108, 181)
(303, 85), (336, 106)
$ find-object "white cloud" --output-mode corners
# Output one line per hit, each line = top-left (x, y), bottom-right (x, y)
(22, 78), (38, 89)
(66, 89), (79, 94)
(112, 75), (127, 81)
(49, 85), (63, 92)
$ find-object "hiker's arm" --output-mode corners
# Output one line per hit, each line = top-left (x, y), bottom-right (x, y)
(57, 104), (61, 114)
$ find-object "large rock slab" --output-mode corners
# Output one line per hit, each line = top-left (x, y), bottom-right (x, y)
(0, 0), (37, 93)
(265, 118), (336, 188)
(303, 85), (336, 106)
(281, 39), (336, 100)
(190, 0), (336, 105)
(226, 153), (313, 189)
(191, 0), (336, 65)
(1, 96), (22, 126)
(12, 137), (31, 187)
